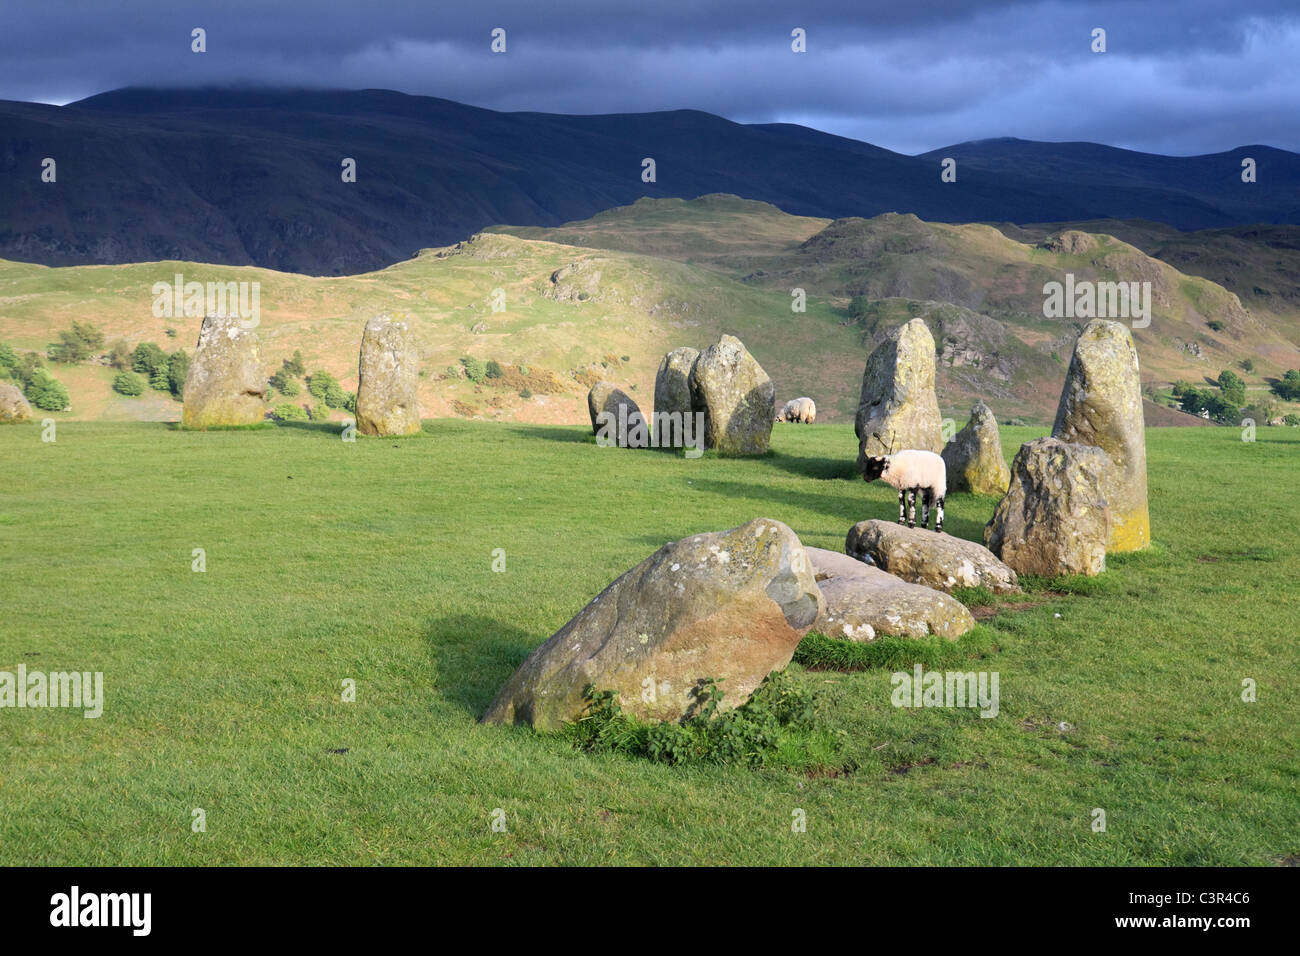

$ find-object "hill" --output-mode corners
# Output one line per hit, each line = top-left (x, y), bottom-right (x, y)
(3, 88), (1300, 275)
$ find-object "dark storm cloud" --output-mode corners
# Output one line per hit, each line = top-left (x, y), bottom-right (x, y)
(1, 0), (1297, 154)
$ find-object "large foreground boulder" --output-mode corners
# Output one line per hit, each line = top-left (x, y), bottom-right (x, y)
(984, 437), (1110, 577)
(1052, 319), (1150, 552)
(587, 381), (649, 448)
(482, 518), (823, 730)
(942, 400), (1010, 495)
(0, 383), (32, 423)
(181, 315), (267, 428)
(689, 335), (775, 455)
(855, 318), (943, 472)
(845, 520), (1020, 594)
(803, 546), (975, 640)
(355, 314), (421, 436)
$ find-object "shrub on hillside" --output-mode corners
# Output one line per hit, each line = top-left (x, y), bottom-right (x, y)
(1240, 358), (1255, 374)
(47, 322), (105, 364)
(0, 343), (18, 370)
(460, 357), (486, 383)
(272, 403), (308, 422)
(324, 383), (348, 409)
(131, 342), (169, 376)
(284, 350), (306, 377)
(112, 372), (146, 396)
(485, 359), (503, 380)
(1284, 414), (1300, 427)
(24, 370), (70, 411)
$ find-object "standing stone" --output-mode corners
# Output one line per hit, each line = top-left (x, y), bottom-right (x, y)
(942, 400), (1010, 495)
(181, 314), (267, 428)
(984, 437), (1110, 577)
(688, 335), (775, 455)
(355, 314), (421, 436)
(0, 383), (32, 423)
(855, 318), (943, 473)
(654, 347), (699, 420)
(1052, 319), (1150, 552)
(482, 518), (824, 730)
(587, 381), (648, 448)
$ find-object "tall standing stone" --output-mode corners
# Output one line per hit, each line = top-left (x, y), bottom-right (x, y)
(855, 318), (943, 473)
(355, 314), (422, 436)
(984, 437), (1111, 577)
(181, 314), (267, 428)
(1052, 319), (1150, 551)
(942, 400), (1010, 495)
(688, 335), (775, 455)
(654, 347), (698, 421)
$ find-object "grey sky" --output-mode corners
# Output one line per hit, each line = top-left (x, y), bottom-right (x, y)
(1, 0), (1295, 155)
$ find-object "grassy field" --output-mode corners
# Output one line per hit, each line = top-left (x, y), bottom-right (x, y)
(1, 420), (1297, 865)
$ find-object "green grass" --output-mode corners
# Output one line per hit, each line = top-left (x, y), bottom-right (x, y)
(1, 421), (1298, 865)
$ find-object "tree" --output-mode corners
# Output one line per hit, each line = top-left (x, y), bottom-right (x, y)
(1271, 369), (1300, 401)
(1240, 358), (1255, 374)
(0, 343), (17, 369)
(107, 339), (133, 371)
(460, 356), (486, 383)
(149, 365), (171, 392)
(112, 372), (146, 396)
(485, 359), (503, 379)
(1217, 369), (1246, 406)
(307, 370), (338, 399)
(167, 350), (189, 398)
(324, 383), (348, 409)
(47, 323), (105, 364)
(131, 342), (168, 376)
(284, 350), (306, 377)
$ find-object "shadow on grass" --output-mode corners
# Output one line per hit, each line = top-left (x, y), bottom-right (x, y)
(273, 420), (345, 435)
(425, 613), (540, 719)
(504, 424), (593, 445)
(765, 450), (859, 482)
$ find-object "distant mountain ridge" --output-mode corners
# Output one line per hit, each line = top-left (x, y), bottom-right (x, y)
(1, 86), (1298, 275)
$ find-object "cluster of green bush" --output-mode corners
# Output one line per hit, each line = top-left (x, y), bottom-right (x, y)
(1173, 376), (1244, 424)
(305, 367), (355, 413)
(1, 342), (71, 411)
(269, 350), (306, 398)
(107, 341), (188, 399)
(458, 356), (504, 384)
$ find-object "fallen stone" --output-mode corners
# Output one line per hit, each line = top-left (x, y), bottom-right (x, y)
(845, 519), (1020, 594)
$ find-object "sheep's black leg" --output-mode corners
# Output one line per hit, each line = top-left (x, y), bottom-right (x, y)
(907, 488), (917, 528)
(935, 496), (945, 534)
(898, 489), (906, 525)
(922, 489), (934, 529)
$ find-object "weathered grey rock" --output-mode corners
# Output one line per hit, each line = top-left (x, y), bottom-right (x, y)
(0, 383), (32, 423)
(689, 335), (775, 455)
(181, 314), (267, 428)
(1052, 319), (1150, 552)
(855, 318), (943, 473)
(587, 381), (649, 448)
(482, 518), (824, 730)
(984, 437), (1110, 577)
(654, 347), (699, 421)
(776, 396), (816, 423)
(943, 400), (1010, 495)
(845, 519), (1020, 594)
(355, 314), (421, 436)
(806, 549), (975, 641)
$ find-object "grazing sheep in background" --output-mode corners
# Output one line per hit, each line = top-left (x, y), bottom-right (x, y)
(862, 448), (948, 532)
(775, 396), (816, 424)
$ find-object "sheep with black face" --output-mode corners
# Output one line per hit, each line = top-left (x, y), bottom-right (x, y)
(863, 448), (948, 532)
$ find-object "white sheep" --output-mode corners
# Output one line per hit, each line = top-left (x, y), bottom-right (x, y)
(862, 448), (947, 532)
(775, 397), (816, 424)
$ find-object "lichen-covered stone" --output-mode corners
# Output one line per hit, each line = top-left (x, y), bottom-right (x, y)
(1052, 319), (1150, 552)
(984, 437), (1110, 577)
(654, 347), (699, 421)
(845, 520), (1020, 594)
(803, 546), (976, 640)
(355, 314), (421, 436)
(587, 381), (649, 448)
(482, 519), (823, 730)
(181, 314), (267, 428)
(0, 383), (32, 423)
(942, 400), (1010, 495)
(855, 318), (943, 473)
(689, 335), (775, 455)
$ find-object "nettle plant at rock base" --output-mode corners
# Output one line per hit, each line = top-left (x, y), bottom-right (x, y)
(569, 671), (824, 768)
